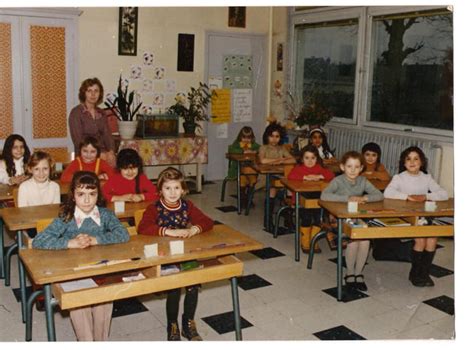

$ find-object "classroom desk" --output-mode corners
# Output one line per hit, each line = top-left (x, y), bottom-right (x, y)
(0, 201), (153, 322)
(19, 224), (263, 341)
(225, 153), (258, 215)
(279, 178), (390, 262)
(317, 198), (454, 301)
(250, 164), (285, 231)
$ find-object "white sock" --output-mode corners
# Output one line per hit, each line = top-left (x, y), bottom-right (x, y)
(345, 241), (358, 276)
(354, 240), (370, 276)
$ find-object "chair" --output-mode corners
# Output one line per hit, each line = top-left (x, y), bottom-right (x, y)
(134, 209), (146, 230)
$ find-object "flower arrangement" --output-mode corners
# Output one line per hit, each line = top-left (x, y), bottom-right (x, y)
(286, 86), (333, 128)
(167, 82), (215, 134)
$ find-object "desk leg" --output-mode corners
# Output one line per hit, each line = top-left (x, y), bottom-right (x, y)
(44, 284), (56, 341)
(0, 218), (4, 279)
(336, 218), (343, 301)
(237, 160), (242, 215)
(196, 162), (202, 193)
(264, 174), (271, 231)
(230, 277), (242, 340)
(17, 231), (27, 323)
(295, 192), (300, 262)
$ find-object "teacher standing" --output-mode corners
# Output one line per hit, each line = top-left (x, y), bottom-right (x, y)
(69, 78), (116, 167)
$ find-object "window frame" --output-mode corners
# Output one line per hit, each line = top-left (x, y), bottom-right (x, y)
(288, 5), (454, 141)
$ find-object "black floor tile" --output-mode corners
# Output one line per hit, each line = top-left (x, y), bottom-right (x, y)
(423, 295), (454, 315)
(215, 205), (238, 213)
(12, 286), (33, 302)
(314, 325), (366, 340)
(236, 274), (272, 290)
(112, 297), (148, 318)
(201, 311), (253, 335)
(323, 286), (369, 303)
(214, 220), (223, 225)
(328, 257), (347, 268)
(272, 226), (294, 236)
(430, 264), (453, 278)
(250, 247), (285, 259)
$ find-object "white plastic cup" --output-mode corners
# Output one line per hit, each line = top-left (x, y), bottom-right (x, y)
(347, 201), (358, 213)
(424, 201), (437, 212)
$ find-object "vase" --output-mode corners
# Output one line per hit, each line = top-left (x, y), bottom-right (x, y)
(118, 120), (138, 140)
(182, 121), (197, 136)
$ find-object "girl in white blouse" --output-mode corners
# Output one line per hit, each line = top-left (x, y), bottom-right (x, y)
(0, 134), (30, 185)
(384, 146), (448, 288)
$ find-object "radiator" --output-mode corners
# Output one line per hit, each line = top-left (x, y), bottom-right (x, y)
(325, 126), (443, 182)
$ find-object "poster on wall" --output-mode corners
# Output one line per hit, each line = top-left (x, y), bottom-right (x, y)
(232, 89), (252, 123)
(223, 55), (253, 89)
(211, 89), (231, 123)
(216, 123), (228, 139)
(118, 7), (138, 56)
(177, 34), (195, 72)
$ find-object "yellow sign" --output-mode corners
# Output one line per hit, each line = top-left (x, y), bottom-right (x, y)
(211, 88), (231, 123)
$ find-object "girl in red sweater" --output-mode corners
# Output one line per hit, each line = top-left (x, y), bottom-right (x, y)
(103, 148), (158, 202)
(61, 136), (115, 183)
(288, 144), (335, 253)
(138, 167), (213, 341)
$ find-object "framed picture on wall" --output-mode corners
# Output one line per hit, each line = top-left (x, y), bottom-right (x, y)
(228, 7), (246, 28)
(177, 33), (195, 72)
(118, 7), (138, 56)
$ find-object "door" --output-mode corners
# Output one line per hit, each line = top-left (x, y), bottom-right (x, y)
(205, 32), (267, 181)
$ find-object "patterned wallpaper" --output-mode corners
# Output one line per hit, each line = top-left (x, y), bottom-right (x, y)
(33, 147), (70, 163)
(0, 22), (14, 140)
(30, 25), (67, 139)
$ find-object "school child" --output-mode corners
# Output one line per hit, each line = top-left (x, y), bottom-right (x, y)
(288, 144), (335, 253)
(308, 127), (336, 164)
(138, 167), (214, 341)
(321, 151), (384, 292)
(32, 171), (129, 341)
(259, 122), (296, 230)
(60, 136), (115, 183)
(0, 134), (30, 185)
(384, 146), (448, 287)
(227, 126), (260, 206)
(18, 151), (60, 207)
(103, 148), (158, 202)
(361, 142), (391, 181)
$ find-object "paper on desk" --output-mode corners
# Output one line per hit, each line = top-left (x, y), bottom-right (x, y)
(114, 201), (125, 214)
(60, 278), (98, 292)
(144, 243), (158, 258)
(170, 240), (184, 255)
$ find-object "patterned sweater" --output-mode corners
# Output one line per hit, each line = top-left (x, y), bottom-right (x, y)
(138, 198), (214, 236)
(32, 207), (129, 250)
(321, 174), (384, 202)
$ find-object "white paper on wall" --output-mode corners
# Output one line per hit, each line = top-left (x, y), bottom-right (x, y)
(232, 89), (252, 122)
(216, 123), (228, 139)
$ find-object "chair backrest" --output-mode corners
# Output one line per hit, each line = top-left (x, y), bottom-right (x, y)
(134, 209), (145, 229)
(283, 164), (295, 178)
(25, 218), (55, 249)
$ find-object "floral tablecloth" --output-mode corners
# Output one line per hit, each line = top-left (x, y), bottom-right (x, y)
(118, 136), (208, 166)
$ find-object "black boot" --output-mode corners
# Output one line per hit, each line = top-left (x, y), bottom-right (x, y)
(239, 187), (248, 208)
(420, 250), (435, 287)
(283, 209), (295, 231)
(409, 250), (425, 287)
(265, 198), (275, 232)
(167, 321), (181, 341)
(181, 315), (202, 341)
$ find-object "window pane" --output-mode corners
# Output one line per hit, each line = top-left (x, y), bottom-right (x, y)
(369, 11), (453, 130)
(294, 19), (358, 123)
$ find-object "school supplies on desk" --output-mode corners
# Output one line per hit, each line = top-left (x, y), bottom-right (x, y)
(189, 242), (246, 253)
(371, 217), (410, 227)
(345, 218), (368, 228)
(60, 278), (98, 292)
(180, 260), (202, 271)
(73, 257), (141, 271)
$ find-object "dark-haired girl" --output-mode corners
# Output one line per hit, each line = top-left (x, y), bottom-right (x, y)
(308, 127), (336, 165)
(32, 171), (129, 340)
(103, 148), (158, 202)
(0, 134), (30, 185)
(384, 146), (448, 287)
(361, 142), (390, 181)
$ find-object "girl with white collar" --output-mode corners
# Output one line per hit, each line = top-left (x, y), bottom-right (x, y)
(0, 134), (30, 185)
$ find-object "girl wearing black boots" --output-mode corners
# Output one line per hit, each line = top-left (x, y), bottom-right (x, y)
(384, 146), (449, 287)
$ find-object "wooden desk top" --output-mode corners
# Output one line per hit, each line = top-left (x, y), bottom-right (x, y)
(0, 201), (153, 231)
(250, 163), (285, 175)
(19, 224), (263, 285)
(280, 178), (389, 192)
(0, 181), (69, 201)
(225, 153), (258, 162)
(318, 198), (454, 219)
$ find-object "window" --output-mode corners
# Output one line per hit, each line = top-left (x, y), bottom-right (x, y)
(294, 19), (358, 121)
(289, 7), (453, 136)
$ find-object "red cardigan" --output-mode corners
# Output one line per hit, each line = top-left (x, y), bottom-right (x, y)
(138, 199), (214, 236)
(60, 157), (116, 183)
(287, 163), (335, 204)
(102, 173), (158, 202)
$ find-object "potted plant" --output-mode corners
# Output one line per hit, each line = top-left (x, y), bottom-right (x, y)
(286, 85), (333, 129)
(105, 74), (143, 139)
(167, 82), (215, 136)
